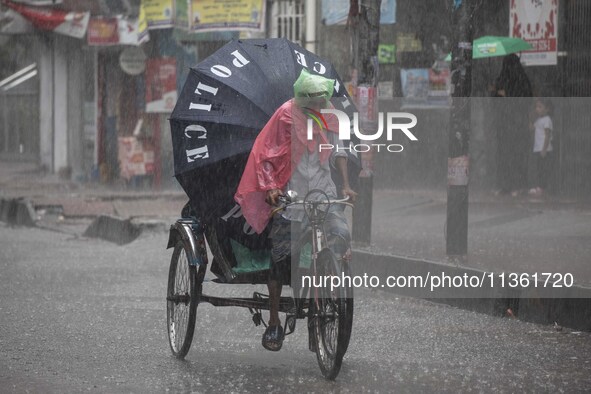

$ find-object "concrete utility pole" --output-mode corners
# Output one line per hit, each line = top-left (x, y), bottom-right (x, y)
(351, 0), (381, 245)
(446, 0), (475, 256)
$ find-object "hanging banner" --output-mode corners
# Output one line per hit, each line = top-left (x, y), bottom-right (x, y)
(189, 0), (265, 32)
(510, 0), (558, 66)
(174, 0), (190, 30)
(0, 8), (35, 34)
(142, 0), (174, 29)
(321, 0), (396, 25)
(145, 58), (177, 113)
(87, 16), (149, 46)
(4, 0), (89, 38)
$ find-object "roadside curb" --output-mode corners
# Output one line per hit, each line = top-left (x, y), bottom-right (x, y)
(352, 250), (591, 331)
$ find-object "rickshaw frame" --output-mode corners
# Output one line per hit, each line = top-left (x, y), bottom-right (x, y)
(166, 191), (353, 380)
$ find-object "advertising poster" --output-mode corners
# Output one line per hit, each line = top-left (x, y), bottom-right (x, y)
(137, 3), (149, 43)
(145, 58), (177, 113)
(378, 44), (396, 64)
(87, 16), (148, 46)
(87, 17), (119, 45)
(400, 68), (429, 105)
(321, 0), (396, 25)
(117, 136), (155, 180)
(174, 0), (190, 30)
(510, 0), (558, 66)
(190, 0), (265, 32)
(396, 33), (423, 52)
(428, 67), (451, 106)
(448, 155), (470, 186)
(143, 0), (174, 29)
(401, 67), (450, 108)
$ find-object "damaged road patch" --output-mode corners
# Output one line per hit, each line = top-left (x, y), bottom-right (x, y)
(83, 215), (142, 245)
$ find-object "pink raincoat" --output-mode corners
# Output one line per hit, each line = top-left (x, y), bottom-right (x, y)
(234, 99), (338, 234)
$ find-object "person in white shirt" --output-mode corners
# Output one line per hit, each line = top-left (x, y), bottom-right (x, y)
(529, 98), (554, 196)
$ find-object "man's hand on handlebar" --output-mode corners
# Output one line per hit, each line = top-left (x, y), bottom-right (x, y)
(265, 189), (283, 206)
(342, 187), (358, 203)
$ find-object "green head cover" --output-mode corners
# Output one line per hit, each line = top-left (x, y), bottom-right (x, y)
(293, 68), (335, 108)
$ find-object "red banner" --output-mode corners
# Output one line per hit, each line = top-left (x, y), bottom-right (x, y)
(3, 0), (89, 38)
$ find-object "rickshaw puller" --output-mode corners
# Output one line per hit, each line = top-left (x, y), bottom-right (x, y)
(235, 69), (357, 351)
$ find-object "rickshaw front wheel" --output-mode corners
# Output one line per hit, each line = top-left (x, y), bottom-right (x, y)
(311, 248), (353, 380)
(166, 241), (202, 359)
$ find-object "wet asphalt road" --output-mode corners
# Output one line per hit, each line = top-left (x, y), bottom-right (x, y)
(1, 224), (590, 393)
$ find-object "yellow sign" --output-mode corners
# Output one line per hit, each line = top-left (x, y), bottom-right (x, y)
(138, 2), (149, 40)
(142, 0), (174, 29)
(396, 33), (422, 53)
(190, 0), (265, 32)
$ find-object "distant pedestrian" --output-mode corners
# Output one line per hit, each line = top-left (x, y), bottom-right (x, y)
(528, 98), (554, 197)
(491, 54), (533, 197)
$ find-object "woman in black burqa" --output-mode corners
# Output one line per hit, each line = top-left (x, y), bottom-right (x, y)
(492, 54), (533, 196)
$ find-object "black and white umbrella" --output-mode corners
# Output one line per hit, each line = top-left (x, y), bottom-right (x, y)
(169, 37), (359, 259)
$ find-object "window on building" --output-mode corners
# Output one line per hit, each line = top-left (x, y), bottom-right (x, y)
(270, 0), (305, 45)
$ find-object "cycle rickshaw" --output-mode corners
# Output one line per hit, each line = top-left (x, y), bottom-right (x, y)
(166, 189), (354, 380)
(166, 38), (359, 380)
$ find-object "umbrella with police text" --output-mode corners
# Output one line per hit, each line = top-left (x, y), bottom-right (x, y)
(169, 38), (359, 271)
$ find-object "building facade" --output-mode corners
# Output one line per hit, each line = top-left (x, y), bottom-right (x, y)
(1, 0), (589, 196)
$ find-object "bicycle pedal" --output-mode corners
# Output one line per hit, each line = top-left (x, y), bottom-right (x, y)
(252, 312), (262, 327)
(285, 315), (296, 335)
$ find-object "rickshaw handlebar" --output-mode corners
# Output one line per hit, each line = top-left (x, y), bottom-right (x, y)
(270, 191), (353, 217)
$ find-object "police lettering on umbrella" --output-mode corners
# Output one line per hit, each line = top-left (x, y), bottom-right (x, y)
(169, 38), (360, 282)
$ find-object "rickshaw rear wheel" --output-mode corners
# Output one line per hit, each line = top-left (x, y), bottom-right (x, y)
(311, 248), (353, 380)
(167, 241), (202, 359)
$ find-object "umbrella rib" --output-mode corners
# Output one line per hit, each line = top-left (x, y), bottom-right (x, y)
(235, 39), (292, 117)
